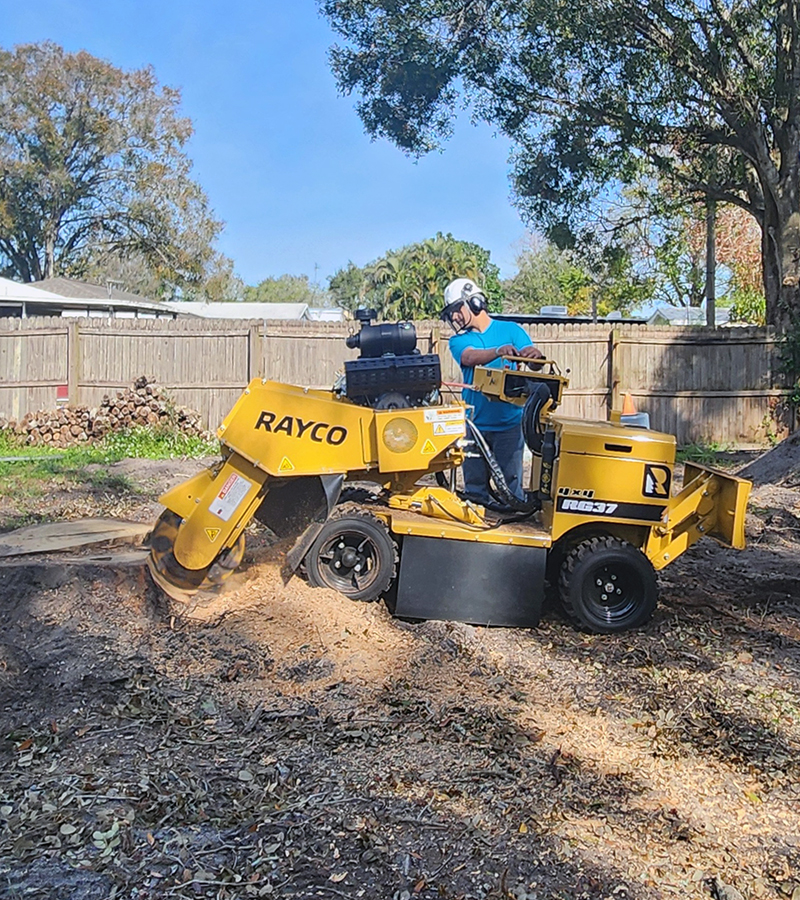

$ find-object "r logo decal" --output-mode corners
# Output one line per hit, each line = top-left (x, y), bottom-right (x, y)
(643, 464), (671, 498)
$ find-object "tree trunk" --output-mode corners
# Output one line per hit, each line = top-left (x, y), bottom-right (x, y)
(705, 198), (716, 328)
(762, 158), (800, 334)
(43, 228), (56, 280)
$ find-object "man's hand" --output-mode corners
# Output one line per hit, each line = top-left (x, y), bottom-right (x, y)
(517, 345), (545, 369)
(495, 344), (517, 358)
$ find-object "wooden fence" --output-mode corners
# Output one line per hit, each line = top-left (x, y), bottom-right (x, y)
(0, 316), (785, 445)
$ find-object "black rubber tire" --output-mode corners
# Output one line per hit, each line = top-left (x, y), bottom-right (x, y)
(305, 508), (397, 602)
(558, 536), (657, 633)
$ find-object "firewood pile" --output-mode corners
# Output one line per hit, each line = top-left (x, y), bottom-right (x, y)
(0, 376), (211, 447)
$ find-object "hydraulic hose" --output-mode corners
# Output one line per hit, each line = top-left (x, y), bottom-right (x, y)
(465, 419), (540, 515)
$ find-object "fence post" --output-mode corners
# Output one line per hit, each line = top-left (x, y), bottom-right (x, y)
(609, 328), (621, 411)
(68, 319), (81, 406)
(248, 322), (261, 380)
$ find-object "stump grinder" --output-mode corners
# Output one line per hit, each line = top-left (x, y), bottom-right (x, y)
(147, 312), (751, 633)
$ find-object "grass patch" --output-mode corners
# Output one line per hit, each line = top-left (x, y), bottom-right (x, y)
(677, 442), (730, 466)
(96, 426), (218, 461)
(0, 426), (218, 513)
(86, 469), (140, 494)
(676, 442), (757, 470)
(0, 426), (217, 468)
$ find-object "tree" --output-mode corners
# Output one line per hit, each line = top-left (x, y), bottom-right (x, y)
(328, 261), (371, 312)
(0, 42), (226, 297)
(244, 274), (329, 305)
(505, 236), (654, 316)
(320, 0), (800, 331)
(357, 232), (503, 319)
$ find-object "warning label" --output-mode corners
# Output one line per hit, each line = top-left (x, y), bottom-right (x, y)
(424, 408), (464, 423)
(421, 439), (437, 454)
(279, 456), (295, 472)
(432, 421), (463, 436)
(209, 473), (252, 522)
(205, 527), (221, 542)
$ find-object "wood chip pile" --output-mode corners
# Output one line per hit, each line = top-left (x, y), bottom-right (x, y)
(0, 376), (210, 447)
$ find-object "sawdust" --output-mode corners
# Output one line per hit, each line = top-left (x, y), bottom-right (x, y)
(1, 457), (800, 900)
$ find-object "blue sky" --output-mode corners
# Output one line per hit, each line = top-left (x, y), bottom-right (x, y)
(2, 1), (532, 288)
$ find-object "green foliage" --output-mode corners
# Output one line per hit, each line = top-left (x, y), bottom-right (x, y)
(95, 426), (218, 461)
(0, 41), (227, 298)
(0, 426), (217, 479)
(361, 232), (504, 319)
(244, 274), (329, 305)
(328, 262), (373, 312)
(320, 0), (800, 327)
(778, 311), (800, 407)
(676, 442), (727, 466)
(649, 225), (706, 309)
(729, 287), (767, 326)
(505, 238), (653, 316)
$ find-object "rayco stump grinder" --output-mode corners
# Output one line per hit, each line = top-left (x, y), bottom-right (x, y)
(147, 311), (750, 634)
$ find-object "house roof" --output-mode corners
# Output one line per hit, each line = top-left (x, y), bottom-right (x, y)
(0, 276), (64, 300)
(1, 276), (339, 321)
(0, 276), (183, 318)
(307, 307), (345, 322)
(643, 304), (731, 326)
(35, 277), (150, 304)
(165, 301), (311, 320)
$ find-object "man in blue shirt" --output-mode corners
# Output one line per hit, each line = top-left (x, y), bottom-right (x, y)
(441, 278), (544, 506)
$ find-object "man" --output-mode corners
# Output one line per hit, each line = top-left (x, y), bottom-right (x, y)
(441, 277), (544, 506)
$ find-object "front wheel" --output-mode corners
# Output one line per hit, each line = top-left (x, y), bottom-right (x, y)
(304, 507), (397, 602)
(558, 536), (657, 633)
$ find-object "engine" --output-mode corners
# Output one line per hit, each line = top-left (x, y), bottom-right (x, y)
(341, 309), (441, 409)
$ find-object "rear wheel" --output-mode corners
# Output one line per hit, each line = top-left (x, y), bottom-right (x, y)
(305, 507), (397, 602)
(559, 536), (657, 633)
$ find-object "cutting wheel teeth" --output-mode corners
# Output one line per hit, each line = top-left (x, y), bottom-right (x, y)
(146, 509), (245, 601)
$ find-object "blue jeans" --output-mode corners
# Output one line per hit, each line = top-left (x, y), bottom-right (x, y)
(462, 424), (525, 506)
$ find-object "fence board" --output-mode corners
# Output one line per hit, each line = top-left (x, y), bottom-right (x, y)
(0, 316), (788, 445)
(0, 319), (69, 420)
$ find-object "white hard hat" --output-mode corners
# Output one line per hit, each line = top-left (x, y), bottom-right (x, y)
(444, 278), (483, 307)
(441, 277), (487, 323)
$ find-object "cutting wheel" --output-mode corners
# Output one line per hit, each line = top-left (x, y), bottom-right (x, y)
(146, 510), (245, 602)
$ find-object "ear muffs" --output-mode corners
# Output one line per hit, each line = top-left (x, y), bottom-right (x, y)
(468, 293), (487, 314)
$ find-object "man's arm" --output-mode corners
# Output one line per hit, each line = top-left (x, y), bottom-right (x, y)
(459, 344), (517, 368)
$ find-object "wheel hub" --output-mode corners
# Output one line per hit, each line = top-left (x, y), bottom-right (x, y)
(320, 531), (375, 587)
(304, 507), (397, 602)
(589, 563), (635, 616)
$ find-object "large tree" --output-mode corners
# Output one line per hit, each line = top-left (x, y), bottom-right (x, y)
(0, 42), (225, 297)
(320, 0), (800, 331)
(244, 274), (330, 305)
(505, 235), (654, 316)
(337, 232), (503, 319)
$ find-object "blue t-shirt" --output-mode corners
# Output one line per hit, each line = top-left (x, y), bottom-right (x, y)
(448, 319), (534, 430)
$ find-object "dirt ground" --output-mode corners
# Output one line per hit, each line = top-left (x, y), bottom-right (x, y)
(1, 454), (800, 900)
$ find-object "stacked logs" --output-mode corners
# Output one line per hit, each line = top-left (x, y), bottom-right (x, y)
(0, 377), (211, 447)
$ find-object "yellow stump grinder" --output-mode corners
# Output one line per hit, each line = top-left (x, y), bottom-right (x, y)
(147, 312), (751, 634)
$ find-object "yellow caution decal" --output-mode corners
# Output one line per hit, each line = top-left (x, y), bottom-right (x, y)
(205, 527), (221, 542)
(421, 439), (437, 455)
(279, 456), (295, 472)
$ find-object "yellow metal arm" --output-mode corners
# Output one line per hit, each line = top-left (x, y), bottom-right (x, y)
(645, 463), (751, 570)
